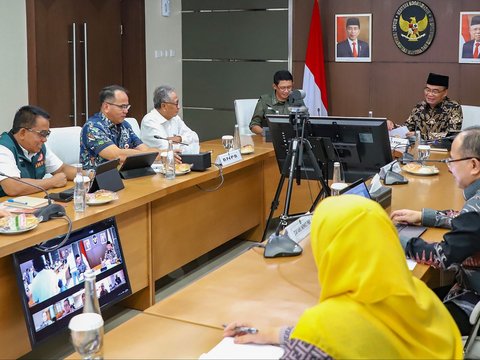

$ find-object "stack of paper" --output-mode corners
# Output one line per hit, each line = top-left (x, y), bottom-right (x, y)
(199, 337), (284, 359)
(3, 196), (48, 210)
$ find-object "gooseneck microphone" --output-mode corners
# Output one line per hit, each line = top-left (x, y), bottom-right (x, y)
(0, 171), (66, 222)
(153, 135), (188, 146)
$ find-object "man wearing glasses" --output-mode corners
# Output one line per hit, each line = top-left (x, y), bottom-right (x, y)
(388, 73), (463, 140)
(249, 70), (302, 136)
(391, 127), (480, 336)
(0, 105), (77, 196)
(80, 85), (159, 170)
(140, 85), (199, 154)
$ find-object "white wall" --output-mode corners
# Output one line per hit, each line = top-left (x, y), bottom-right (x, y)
(144, 0), (183, 115)
(0, 0), (29, 132)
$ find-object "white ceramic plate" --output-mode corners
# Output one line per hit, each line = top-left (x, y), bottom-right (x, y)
(240, 148), (254, 155)
(86, 198), (114, 206)
(0, 222), (38, 235)
(402, 165), (439, 176)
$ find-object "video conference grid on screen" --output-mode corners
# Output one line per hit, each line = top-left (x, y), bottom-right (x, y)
(13, 217), (132, 345)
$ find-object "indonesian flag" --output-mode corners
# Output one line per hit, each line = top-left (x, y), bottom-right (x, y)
(302, 0), (328, 116)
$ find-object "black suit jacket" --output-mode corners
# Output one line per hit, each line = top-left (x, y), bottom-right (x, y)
(336, 39), (369, 57)
(462, 40), (480, 59)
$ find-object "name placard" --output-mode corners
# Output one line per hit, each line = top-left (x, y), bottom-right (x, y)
(284, 215), (312, 244)
(216, 149), (242, 166)
(390, 137), (409, 153)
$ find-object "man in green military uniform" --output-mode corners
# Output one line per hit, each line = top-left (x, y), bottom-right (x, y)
(249, 70), (302, 135)
(0, 105), (76, 197)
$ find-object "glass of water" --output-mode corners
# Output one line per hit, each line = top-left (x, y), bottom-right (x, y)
(69, 313), (104, 359)
(222, 135), (234, 152)
(417, 145), (431, 163)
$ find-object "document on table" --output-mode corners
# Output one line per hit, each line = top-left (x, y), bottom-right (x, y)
(199, 337), (284, 359)
(407, 259), (417, 270)
(389, 126), (410, 139)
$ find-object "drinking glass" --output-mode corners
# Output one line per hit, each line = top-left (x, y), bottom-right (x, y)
(222, 135), (234, 152)
(417, 145), (431, 163)
(69, 313), (104, 360)
(330, 182), (349, 196)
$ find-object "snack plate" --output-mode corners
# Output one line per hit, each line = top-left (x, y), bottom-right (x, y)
(402, 165), (439, 176)
(86, 197), (114, 206)
(0, 222), (38, 235)
(240, 148), (254, 155)
(152, 164), (192, 176)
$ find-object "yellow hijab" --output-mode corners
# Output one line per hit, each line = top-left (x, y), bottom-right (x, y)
(291, 195), (462, 359)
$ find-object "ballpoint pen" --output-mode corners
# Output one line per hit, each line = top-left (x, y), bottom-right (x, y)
(7, 199), (29, 205)
(222, 324), (259, 334)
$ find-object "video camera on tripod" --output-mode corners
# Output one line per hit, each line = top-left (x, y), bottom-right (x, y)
(262, 90), (331, 258)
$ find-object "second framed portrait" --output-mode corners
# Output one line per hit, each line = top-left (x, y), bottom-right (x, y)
(335, 13), (372, 62)
(459, 12), (480, 63)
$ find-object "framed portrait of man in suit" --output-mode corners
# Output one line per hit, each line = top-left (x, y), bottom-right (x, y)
(335, 14), (372, 63)
(459, 11), (480, 64)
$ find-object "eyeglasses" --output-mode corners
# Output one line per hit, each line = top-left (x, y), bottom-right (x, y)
(164, 101), (180, 107)
(106, 102), (131, 111)
(424, 87), (445, 95)
(25, 128), (51, 139)
(443, 157), (480, 166)
(276, 86), (293, 92)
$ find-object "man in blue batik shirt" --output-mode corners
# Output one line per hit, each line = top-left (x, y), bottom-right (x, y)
(80, 85), (159, 170)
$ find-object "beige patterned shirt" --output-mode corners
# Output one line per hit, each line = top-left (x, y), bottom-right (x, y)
(405, 97), (463, 140)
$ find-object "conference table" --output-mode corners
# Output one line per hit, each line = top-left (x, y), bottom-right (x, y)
(0, 137), (461, 358)
(70, 148), (463, 359)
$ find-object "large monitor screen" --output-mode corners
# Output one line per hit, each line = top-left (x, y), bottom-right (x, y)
(12, 217), (132, 345)
(309, 116), (393, 181)
(266, 114), (336, 181)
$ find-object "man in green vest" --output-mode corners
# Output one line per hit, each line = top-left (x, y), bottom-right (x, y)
(0, 105), (76, 197)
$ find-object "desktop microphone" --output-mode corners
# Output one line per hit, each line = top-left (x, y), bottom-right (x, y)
(153, 135), (188, 146)
(288, 89), (306, 107)
(0, 171), (66, 222)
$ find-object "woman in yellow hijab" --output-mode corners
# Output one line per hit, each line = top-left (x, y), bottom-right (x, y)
(224, 195), (462, 359)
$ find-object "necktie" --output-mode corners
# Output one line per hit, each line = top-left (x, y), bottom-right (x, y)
(352, 42), (358, 57)
(474, 43), (479, 59)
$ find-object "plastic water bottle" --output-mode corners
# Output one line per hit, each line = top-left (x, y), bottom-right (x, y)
(233, 124), (241, 150)
(412, 130), (421, 160)
(73, 164), (86, 213)
(164, 140), (176, 180)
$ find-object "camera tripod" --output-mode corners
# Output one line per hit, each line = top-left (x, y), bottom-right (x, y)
(262, 110), (331, 258)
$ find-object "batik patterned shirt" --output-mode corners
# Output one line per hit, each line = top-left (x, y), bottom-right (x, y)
(404, 97), (463, 140)
(403, 179), (480, 316)
(80, 112), (143, 170)
(280, 326), (333, 360)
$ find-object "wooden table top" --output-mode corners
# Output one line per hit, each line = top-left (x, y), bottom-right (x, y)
(66, 312), (223, 359)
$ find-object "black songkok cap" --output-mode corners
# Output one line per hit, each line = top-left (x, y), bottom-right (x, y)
(346, 17), (360, 27)
(427, 73), (449, 88)
(471, 16), (480, 26)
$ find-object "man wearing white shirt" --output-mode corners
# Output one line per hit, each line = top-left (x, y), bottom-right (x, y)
(0, 105), (76, 197)
(141, 85), (199, 154)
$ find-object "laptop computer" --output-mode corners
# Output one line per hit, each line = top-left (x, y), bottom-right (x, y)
(339, 179), (427, 238)
(118, 152), (158, 179)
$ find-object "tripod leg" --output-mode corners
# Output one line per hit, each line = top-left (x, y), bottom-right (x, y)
(262, 173), (287, 241)
(303, 140), (331, 213)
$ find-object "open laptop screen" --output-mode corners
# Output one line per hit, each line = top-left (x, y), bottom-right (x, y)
(339, 179), (371, 198)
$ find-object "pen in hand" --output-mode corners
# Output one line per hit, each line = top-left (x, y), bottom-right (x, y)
(222, 324), (259, 335)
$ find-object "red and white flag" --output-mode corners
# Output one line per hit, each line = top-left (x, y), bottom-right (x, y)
(302, 0), (328, 116)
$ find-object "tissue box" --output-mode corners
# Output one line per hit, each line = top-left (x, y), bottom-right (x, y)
(368, 185), (392, 210)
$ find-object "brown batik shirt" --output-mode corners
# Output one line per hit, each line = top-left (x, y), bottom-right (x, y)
(405, 97), (463, 140)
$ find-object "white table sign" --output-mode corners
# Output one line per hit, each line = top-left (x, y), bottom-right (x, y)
(216, 149), (243, 166)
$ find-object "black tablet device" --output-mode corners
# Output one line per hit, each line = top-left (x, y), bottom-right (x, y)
(118, 151), (158, 179)
(90, 158), (124, 192)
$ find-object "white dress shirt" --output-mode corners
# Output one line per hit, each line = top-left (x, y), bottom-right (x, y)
(140, 108), (199, 154)
(0, 143), (63, 181)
